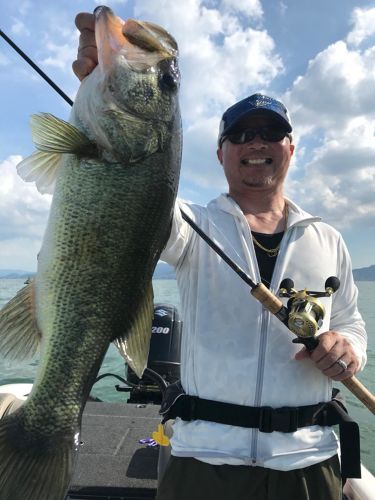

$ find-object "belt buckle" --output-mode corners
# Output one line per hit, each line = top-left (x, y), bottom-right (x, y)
(259, 406), (273, 433)
(259, 406), (299, 433)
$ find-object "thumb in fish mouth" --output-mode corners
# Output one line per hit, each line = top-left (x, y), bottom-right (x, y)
(93, 6), (178, 72)
(94, 6), (127, 72)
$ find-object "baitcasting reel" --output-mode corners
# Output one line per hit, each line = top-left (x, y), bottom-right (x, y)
(278, 277), (340, 339)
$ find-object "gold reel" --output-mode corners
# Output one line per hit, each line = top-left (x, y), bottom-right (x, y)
(279, 277), (340, 338)
(287, 291), (325, 337)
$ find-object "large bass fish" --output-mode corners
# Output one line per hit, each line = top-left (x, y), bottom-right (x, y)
(0, 6), (181, 500)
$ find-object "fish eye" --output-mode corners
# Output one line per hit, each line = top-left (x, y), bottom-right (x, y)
(159, 72), (178, 91)
(158, 58), (179, 92)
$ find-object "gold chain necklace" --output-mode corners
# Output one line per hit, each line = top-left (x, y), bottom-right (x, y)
(251, 204), (288, 258)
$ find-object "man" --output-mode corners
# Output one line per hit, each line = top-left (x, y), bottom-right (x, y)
(73, 13), (366, 500)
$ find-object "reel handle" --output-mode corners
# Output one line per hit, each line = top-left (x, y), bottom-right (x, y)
(325, 276), (340, 294)
(279, 278), (295, 293)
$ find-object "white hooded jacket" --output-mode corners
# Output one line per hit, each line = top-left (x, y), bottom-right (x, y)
(160, 194), (367, 471)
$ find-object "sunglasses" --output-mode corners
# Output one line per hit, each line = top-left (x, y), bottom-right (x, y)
(220, 127), (291, 147)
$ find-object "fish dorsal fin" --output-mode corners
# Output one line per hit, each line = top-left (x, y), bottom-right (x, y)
(114, 282), (154, 378)
(0, 279), (42, 360)
(30, 113), (94, 154)
(17, 151), (61, 194)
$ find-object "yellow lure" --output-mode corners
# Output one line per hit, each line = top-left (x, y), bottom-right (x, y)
(152, 424), (170, 446)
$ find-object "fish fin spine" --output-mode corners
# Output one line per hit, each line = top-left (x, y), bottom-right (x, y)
(114, 282), (154, 378)
(0, 279), (41, 360)
(30, 113), (94, 154)
(17, 150), (60, 194)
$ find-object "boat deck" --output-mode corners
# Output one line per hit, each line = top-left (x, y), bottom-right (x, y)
(67, 401), (160, 500)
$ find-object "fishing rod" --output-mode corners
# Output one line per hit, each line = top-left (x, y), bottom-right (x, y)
(1, 29), (374, 415)
(0, 29), (73, 107)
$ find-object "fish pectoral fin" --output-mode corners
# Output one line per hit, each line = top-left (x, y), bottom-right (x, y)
(17, 151), (61, 194)
(114, 283), (154, 378)
(0, 279), (42, 360)
(30, 113), (96, 155)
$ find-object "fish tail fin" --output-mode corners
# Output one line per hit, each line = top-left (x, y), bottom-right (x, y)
(0, 411), (76, 500)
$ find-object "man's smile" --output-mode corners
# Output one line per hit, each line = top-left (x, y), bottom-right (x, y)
(240, 158), (273, 165)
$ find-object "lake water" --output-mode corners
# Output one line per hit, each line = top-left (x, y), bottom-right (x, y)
(0, 278), (374, 474)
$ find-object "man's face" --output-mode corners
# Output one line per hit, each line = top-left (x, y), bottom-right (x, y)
(217, 114), (295, 196)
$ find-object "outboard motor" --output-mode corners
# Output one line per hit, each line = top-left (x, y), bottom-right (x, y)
(127, 303), (182, 404)
(147, 303), (182, 383)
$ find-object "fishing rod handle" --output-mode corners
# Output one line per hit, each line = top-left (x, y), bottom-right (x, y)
(251, 283), (285, 315)
(341, 376), (375, 415)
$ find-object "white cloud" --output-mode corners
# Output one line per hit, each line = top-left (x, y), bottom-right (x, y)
(0, 156), (50, 270)
(0, 52), (9, 66)
(347, 7), (375, 47)
(16, 1), (32, 17)
(221, 0), (263, 18)
(283, 38), (375, 229)
(94, 0), (129, 4)
(40, 41), (77, 71)
(10, 18), (30, 37)
(284, 41), (375, 135)
(279, 1), (287, 17)
(35, 22), (78, 73)
(134, 0), (283, 123)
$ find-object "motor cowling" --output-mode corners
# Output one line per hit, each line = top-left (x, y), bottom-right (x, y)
(127, 303), (182, 387)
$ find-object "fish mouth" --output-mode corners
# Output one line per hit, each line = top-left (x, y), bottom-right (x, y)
(94, 6), (178, 70)
(240, 158), (273, 165)
(122, 19), (178, 59)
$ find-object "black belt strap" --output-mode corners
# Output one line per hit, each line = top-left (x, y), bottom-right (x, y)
(165, 395), (324, 432)
(162, 394), (361, 479)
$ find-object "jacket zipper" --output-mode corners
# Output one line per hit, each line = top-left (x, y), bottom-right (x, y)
(230, 199), (320, 464)
(238, 216), (267, 464)
(245, 220), (293, 464)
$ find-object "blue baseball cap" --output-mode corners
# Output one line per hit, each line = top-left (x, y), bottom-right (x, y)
(218, 93), (292, 142)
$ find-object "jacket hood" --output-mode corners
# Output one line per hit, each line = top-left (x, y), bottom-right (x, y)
(211, 194), (321, 229)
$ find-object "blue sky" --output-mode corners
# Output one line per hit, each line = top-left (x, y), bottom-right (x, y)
(1, 0), (375, 271)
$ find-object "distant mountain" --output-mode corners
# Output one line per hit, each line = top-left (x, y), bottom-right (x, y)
(0, 262), (176, 280)
(153, 261), (176, 280)
(0, 270), (36, 279)
(2, 263), (373, 281)
(353, 264), (375, 281)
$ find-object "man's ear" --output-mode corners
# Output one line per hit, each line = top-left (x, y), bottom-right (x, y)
(217, 147), (223, 165)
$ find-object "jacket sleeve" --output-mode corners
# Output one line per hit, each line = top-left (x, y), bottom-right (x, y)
(160, 200), (196, 267)
(330, 235), (367, 370)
